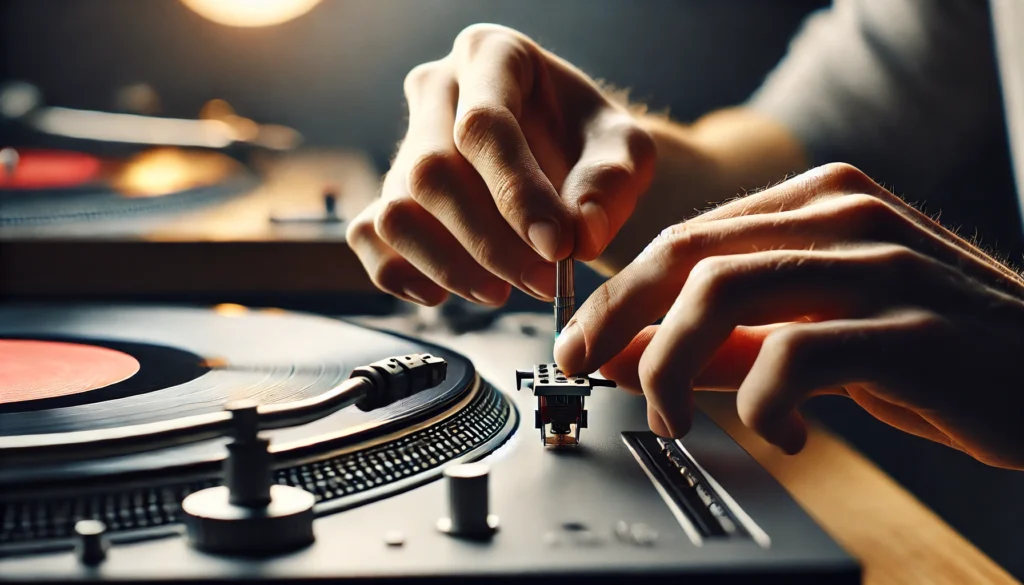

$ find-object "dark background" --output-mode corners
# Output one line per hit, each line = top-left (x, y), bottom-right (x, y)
(5, 0), (1024, 577)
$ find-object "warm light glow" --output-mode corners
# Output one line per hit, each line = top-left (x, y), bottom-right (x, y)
(181, 0), (323, 27)
(213, 303), (250, 317)
(112, 148), (241, 198)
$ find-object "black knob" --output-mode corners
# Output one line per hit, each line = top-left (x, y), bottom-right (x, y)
(75, 519), (108, 566)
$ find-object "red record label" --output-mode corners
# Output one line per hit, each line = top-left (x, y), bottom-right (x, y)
(0, 149), (103, 189)
(0, 339), (140, 404)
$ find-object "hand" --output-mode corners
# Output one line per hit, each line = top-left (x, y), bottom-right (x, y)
(347, 24), (655, 306)
(555, 163), (1024, 469)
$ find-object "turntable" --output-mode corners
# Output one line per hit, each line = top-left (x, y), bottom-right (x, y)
(0, 304), (858, 583)
(0, 85), (381, 308)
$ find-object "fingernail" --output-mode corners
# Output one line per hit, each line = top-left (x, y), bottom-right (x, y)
(580, 200), (609, 252)
(527, 220), (561, 261)
(470, 281), (509, 306)
(554, 320), (585, 374)
(403, 281), (436, 306)
(521, 261), (555, 299)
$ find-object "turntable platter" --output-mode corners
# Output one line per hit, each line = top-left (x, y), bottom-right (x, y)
(0, 148), (254, 225)
(0, 304), (515, 551)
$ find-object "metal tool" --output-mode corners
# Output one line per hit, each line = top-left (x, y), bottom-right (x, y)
(554, 257), (575, 336)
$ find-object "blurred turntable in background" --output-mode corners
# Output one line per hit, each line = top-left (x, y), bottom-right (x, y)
(0, 0), (384, 312)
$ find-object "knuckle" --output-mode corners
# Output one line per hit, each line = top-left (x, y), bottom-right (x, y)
(649, 223), (710, 266)
(837, 193), (896, 234)
(406, 150), (459, 202)
(623, 123), (656, 168)
(345, 211), (377, 249)
(814, 162), (877, 194)
(899, 309), (952, 336)
(374, 197), (420, 243)
(488, 168), (521, 213)
(637, 353), (669, 397)
(738, 328), (815, 433)
(871, 244), (926, 273)
(591, 161), (635, 189)
(763, 327), (818, 385)
(370, 256), (407, 292)
(453, 23), (525, 58)
(737, 397), (779, 439)
(453, 23), (504, 54)
(403, 61), (444, 99)
(766, 326), (815, 362)
(735, 395), (766, 435)
(686, 256), (736, 301)
(453, 104), (515, 154)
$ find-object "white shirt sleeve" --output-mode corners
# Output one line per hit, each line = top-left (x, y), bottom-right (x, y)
(747, 0), (1003, 195)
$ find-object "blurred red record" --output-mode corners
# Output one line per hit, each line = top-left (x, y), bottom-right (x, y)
(0, 149), (103, 190)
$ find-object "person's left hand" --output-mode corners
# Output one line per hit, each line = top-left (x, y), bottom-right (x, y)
(554, 163), (1024, 469)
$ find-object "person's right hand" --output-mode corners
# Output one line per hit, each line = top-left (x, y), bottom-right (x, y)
(347, 24), (655, 306)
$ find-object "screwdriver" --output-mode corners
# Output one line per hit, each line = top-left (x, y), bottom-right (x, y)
(554, 257), (575, 337)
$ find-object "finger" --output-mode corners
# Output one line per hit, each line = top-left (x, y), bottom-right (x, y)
(845, 385), (961, 448)
(690, 162), (889, 224)
(600, 324), (781, 393)
(648, 401), (671, 437)
(452, 28), (573, 262)
(401, 59), (555, 300)
(554, 199), (921, 375)
(560, 110), (655, 260)
(638, 246), (953, 437)
(373, 196), (511, 306)
(599, 325), (657, 394)
(697, 163), (1024, 289)
(346, 200), (449, 306)
(736, 310), (946, 453)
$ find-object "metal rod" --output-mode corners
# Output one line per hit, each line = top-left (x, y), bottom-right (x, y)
(0, 353), (446, 465)
(554, 257), (575, 335)
(0, 377), (374, 466)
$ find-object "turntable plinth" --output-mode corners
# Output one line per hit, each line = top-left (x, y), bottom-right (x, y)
(0, 150), (380, 305)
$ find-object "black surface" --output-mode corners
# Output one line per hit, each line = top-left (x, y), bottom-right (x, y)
(0, 309), (857, 582)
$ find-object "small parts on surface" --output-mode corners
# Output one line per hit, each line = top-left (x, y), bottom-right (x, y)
(515, 363), (616, 448)
(268, 186), (344, 224)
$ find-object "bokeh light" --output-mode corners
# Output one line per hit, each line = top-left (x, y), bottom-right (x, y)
(181, 0), (323, 27)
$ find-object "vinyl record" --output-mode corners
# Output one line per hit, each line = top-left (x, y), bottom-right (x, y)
(0, 147), (255, 225)
(0, 304), (480, 485)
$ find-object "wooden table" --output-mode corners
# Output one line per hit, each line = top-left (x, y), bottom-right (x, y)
(696, 393), (1020, 585)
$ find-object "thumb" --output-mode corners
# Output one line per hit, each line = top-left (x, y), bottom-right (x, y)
(560, 110), (654, 261)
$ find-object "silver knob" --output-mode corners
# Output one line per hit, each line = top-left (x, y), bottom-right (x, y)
(436, 463), (498, 538)
(75, 519), (108, 566)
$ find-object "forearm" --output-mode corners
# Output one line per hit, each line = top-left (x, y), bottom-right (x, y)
(591, 107), (809, 274)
